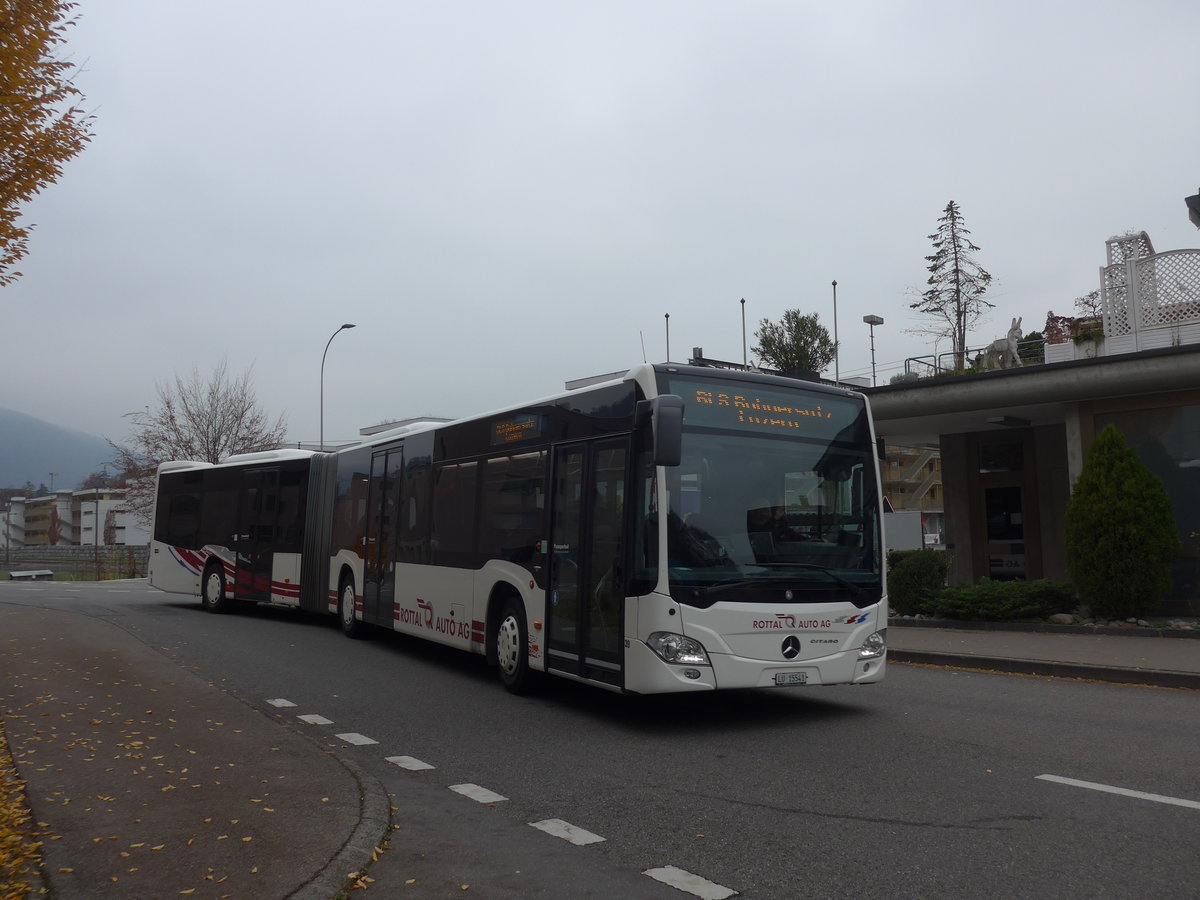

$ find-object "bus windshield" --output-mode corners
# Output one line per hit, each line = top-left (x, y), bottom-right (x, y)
(659, 375), (882, 606)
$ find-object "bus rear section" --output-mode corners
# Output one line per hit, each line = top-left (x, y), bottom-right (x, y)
(149, 451), (330, 612)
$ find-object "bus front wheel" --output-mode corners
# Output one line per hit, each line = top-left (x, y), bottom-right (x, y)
(338, 576), (367, 639)
(201, 562), (232, 613)
(495, 597), (535, 694)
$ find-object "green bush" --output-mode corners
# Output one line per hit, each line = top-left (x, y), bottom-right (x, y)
(1064, 424), (1177, 619)
(887, 549), (948, 615)
(925, 578), (1075, 621)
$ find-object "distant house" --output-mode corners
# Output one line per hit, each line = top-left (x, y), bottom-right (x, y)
(1, 488), (150, 550)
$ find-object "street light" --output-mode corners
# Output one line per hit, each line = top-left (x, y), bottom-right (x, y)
(831, 281), (840, 384)
(320, 323), (356, 451)
(863, 315), (884, 386)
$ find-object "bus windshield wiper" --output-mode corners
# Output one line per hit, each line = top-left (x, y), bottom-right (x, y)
(752, 563), (867, 601)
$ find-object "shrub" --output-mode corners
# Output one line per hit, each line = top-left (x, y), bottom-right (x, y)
(1064, 424), (1177, 619)
(887, 549), (948, 615)
(925, 578), (1075, 621)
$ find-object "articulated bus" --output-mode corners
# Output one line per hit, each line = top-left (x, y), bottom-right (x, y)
(150, 363), (888, 694)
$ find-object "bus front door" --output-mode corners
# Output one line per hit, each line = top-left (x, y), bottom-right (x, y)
(546, 438), (628, 688)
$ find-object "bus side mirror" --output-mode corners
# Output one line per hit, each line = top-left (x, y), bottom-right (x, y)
(637, 395), (683, 467)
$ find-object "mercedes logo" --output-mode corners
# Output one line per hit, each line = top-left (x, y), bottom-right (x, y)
(781, 636), (801, 659)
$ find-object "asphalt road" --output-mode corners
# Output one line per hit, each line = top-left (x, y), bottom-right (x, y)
(4, 580), (1199, 899)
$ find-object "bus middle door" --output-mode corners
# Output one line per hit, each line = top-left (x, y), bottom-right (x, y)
(546, 437), (628, 688)
(363, 445), (402, 625)
(235, 467), (278, 603)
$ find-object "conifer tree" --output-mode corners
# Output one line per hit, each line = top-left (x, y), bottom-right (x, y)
(1064, 424), (1177, 619)
(910, 201), (993, 368)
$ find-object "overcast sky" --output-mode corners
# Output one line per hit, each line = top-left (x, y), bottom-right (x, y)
(6, 0), (1199, 448)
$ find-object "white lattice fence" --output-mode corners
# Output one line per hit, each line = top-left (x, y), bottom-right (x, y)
(1100, 230), (1200, 352)
(1136, 250), (1200, 329)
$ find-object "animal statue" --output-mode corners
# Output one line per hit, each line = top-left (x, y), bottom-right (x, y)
(983, 317), (1022, 370)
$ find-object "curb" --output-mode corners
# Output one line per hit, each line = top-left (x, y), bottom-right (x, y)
(888, 619), (1200, 639)
(890, 649), (1200, 690)
(291, 755), (393, 900)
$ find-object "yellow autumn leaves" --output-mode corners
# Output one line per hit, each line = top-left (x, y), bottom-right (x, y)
(1, 720), (41, 900)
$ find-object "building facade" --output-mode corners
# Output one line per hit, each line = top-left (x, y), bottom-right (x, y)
(1, 488), (150, 551)
(868, 232), (1200, 616)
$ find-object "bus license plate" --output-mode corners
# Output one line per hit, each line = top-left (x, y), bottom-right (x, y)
(774, 672), (807, 686)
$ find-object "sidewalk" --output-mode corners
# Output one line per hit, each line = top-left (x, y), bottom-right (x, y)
(888, 620), (1200, 689)
(0, 604), (390, 899)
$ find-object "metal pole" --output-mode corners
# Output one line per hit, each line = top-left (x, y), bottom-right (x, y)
(320, 323), (356, 451)
(664, 313), (670, 362)
(863, 314), (884, 386)
(870, 324), (877, 386)
(831, 281), (839, 384)
(740, 298), (747, 366)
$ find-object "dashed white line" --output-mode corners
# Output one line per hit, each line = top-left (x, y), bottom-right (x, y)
(266, 698), (297, 708)
(529, 818), (605, 845)
(449, 783), (508, 804)
(298, 714), (334, 725)
(386, 756), (435, 771)
(1037, 774), (1200, 810)
(644, 866), (738, 900)
(335, 732), (379, 746)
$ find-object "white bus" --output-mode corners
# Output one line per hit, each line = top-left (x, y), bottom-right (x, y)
(150, 363), (888, 694)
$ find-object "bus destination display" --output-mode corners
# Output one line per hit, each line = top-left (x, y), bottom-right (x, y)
(673, 379), (860, 435)
(491, 413), (544, 445)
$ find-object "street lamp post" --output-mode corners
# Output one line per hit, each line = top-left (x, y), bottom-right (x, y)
(320, 323), (356, 451)
(831, 281), (840, 385)
(740, 298), (747, 367)
(863, 315), (884, 386)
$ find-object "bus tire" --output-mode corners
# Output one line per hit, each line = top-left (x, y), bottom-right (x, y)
(201, 561), (232, 613)
(495, 597), (535, 694)
(338, 575), (368, 639)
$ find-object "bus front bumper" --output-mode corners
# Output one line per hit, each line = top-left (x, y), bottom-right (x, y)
(625, 639), (886, 693)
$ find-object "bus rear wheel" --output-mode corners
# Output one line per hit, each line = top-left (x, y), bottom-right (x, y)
(338, 575), (368, 639)
(495, 597), (535, 694)
(201, 562), (232, 613)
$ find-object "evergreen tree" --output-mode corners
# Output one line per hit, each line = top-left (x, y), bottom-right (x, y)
(1064, 424), (1177, 619)
(752, 309), (836, 375)
(910, 201), (993, 368)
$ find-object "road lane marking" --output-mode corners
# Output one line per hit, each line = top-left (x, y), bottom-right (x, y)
(643, 866), (738, 899)
(386, 756), (435, 771)
(1037, 775), (1200, 811)
(266, 698), (297, 707)
(449, 783), (508, 804)
(529, 818), (605, 845)
(336, 732), (378, 746)
(298, 714), (333, 725)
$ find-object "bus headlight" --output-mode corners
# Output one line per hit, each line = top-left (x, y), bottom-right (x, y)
(859, 630), (886, 660)
(647, 632), (711, 666)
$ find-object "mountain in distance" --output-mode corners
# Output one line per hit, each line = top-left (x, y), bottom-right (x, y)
(0, 407), (115, 491)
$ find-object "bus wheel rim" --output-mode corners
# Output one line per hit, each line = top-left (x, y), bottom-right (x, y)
(341, 586), (354, 626)
(498, 616), (520, 675)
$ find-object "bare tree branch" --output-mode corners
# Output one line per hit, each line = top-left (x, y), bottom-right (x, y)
(107, 360), (287, 526)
